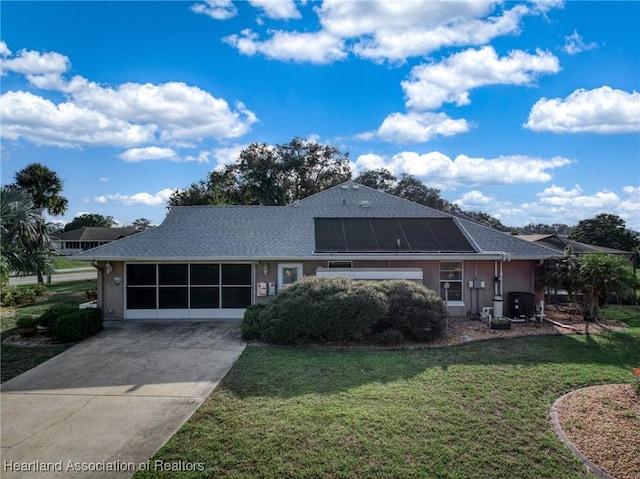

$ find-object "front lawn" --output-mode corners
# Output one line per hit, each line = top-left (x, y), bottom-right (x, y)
(1, 279), (97, 383)
(137, 306), (640, 479)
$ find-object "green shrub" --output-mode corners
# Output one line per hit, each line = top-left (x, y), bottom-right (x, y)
(375, 328), (404, 346)
(38, 305), (76, 329)
(0, 284), (47, 306)
(242, 304), (266, 340)
(260, 277), (388, 345)
(373, 280), (446, 341)
(16, 315), (39, 329)
(257, 277), (446, 345)
(53, 313), (87, 342)
(49, 308), (103, 343)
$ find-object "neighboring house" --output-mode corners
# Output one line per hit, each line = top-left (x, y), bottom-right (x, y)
(52, 227), (137, 256)
(72, 181), (559, 321)
(516, 234), (636, 260)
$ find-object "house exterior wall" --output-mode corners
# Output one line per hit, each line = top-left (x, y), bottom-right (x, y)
(98, 261), (126, 321)
(98, 259), (539, 321)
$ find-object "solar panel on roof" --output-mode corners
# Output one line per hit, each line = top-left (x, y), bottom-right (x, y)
(314, 218), (475, 253)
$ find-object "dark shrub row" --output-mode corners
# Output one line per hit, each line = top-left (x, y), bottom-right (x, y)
(243, 277), (446, 345)
(38, 306), (104, 343)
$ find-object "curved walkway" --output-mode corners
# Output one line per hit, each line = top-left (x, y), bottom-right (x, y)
(1, 321), (245, 478)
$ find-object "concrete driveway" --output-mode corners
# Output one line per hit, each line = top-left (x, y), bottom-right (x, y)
(1, 321), (245, 478)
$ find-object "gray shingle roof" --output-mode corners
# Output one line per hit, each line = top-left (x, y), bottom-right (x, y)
(73, 181), (559, 261)
(53, 227), (137, 241)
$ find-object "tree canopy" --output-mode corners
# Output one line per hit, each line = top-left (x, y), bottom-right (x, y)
(13, 163), (68, 216)
(168, 138), (351, 208)
(64, 213), (115, 231)
(569, 213), (639, 252)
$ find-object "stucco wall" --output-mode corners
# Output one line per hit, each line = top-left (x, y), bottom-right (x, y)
(100, 259), (539, 320)
(99, 261), (126, 320)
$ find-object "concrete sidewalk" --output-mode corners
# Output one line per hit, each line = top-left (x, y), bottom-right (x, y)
(1, 321), (245, 478)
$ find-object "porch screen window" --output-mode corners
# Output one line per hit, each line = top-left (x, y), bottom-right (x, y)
(190, 264), (220, 309)
(159, 264), (188, 309)
(126, 263), (251, 311)
(221, 264), (251, 308)
(440, 262), (463, 302)
(126, 264), (156, 309)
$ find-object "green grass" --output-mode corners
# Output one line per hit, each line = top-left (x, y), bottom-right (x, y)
(136, 307), (640, 479)
(54, 256), (91, 270)
(1, 279), (96, 383)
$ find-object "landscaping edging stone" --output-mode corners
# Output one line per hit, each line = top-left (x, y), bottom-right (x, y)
(549, 385), (619, 479)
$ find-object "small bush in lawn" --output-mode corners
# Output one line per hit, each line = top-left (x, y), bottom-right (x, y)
(49, 308), (103, 343)
(242, 304), (265, 340)
(260, 276), (388, 345)
(373, 280), (446, 341)
(38, 305), (77, 329)
(16, 315), (39, 329)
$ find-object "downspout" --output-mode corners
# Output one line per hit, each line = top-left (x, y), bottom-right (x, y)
(492, 252), (510, 318)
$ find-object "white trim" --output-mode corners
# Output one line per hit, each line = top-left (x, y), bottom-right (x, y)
(126, 308), (245, 320)
(316, 267), (423, 281)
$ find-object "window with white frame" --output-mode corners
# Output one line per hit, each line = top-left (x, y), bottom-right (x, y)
(278, 263), (303, 289)
(440, 261), (463, 303)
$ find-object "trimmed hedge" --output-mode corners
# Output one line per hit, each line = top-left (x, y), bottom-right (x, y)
(244, 277), (446, 345)
(37, 306), (104, 343)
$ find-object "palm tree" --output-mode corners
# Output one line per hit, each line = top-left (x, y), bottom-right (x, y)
(13, 163), (68, 216)
(0, 186), (56, 284)
(577, 253), (638, 320)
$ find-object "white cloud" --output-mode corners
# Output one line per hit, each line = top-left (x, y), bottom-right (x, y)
(454, 190), (494, 207)
(0, 91), (154, 148)
(218, 1), (558, 64)
(99, 177), (110, 183)
(563, 30), (597, 55)
(0, 47), (70, 76)
(403, 46), (560, 111)
(452, 184), (640, 231)
(353, 151), (573, 189)
(365, 111), (469, 144)
(224, 29), (346, 64)
(248, 0), (301, 19)
(64, 77), (258, 141)
(119, 147), (178, 162)
(0, 41), (12, 57)
(344, 3), (531, 62)
(0, 45), (258, 149)
(211, 144), (246, 168)
(93, 188), (175, 206)
(119, 146), (211, 163)
(525, 86), (640, 134)
(191, 0), (237, 20)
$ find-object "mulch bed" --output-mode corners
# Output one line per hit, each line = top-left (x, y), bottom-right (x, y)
(555, 384), (640, 479)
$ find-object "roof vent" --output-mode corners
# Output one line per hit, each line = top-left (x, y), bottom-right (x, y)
(341, 185), (349, 190)
(352, 184), (360, 190)
(358, 200), (369, 208)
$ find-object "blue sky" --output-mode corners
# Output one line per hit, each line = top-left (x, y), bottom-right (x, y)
(1, 1), (639, 230)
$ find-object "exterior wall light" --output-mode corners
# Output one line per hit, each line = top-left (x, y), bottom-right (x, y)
(262, 262), (269, 275)
(105, 262), (113, 275)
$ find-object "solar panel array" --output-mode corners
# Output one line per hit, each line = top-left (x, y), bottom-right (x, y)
(314, 217), (476, 253)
